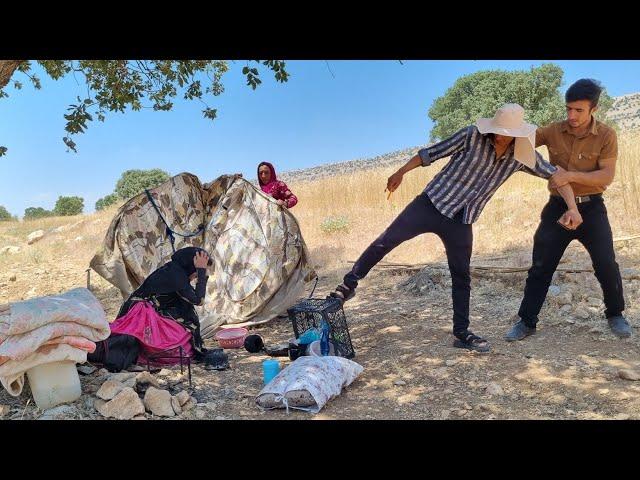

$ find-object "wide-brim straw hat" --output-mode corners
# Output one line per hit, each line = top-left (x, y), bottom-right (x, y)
(476, 103), (537, 169)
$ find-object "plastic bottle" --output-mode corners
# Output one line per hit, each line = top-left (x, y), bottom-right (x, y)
(262, 359), (281, 385)
(320, 319), (331, 356)
(26, 361), (82, 410)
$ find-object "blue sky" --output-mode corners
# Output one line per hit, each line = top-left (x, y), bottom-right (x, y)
(1, 60), (639, 216)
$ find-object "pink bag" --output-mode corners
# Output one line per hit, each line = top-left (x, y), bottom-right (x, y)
(109, 301), (193, 365)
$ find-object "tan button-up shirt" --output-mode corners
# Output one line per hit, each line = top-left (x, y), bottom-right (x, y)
(536, 116), (618, 197)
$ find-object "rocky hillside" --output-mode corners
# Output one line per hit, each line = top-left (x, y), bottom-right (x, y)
(608, 93), (640, 130)
(279, 145), (424, 184)
(280, 93), (640, 184)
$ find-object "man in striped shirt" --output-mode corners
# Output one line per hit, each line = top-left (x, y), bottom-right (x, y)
(330, 104), (582, 352)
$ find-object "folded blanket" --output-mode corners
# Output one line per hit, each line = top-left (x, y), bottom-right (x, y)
(0, 288), (110, 396)
(0, 288), (110, 361)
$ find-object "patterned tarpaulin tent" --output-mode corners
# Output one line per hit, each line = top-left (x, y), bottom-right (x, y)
(90, 172), (316, 338)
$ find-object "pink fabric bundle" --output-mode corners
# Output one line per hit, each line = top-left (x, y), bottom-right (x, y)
(109, 301), (193, 364)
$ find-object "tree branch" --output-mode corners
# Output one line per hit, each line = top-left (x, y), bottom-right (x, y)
(0, 60), (27, 90)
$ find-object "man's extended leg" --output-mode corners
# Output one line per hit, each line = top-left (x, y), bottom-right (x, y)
(333, 193), (443, 301)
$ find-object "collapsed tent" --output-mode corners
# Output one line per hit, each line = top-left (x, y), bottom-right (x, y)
(90, 173), (316, 338)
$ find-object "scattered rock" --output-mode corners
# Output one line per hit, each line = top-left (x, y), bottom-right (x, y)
(560, 304), (572, 314)
(108, 372), (137, 383)
(393, 380), (407, 386)
(222, 387), (236, 399)
(171, 396), (183, 415)
(175, 390), (191, 406)
(82, 395), (94, 410)
(182, 398), (196, 412)
(132, 415), (147, 420)
(9, 275), (16, 282)
(74, 236), (83, 242)
(135, 371), (160, 388)
(548, 394), (566, 405)
(586, 297), (602, 307)
(614, 413), (631, 420)
(400, 270), (436, 295)
(557, 291), (573, 306)
(478, 403), (499, 414)
(618, 369), (640, 381)
(96, 388), (145, 420)
(0, 405), (11, 417)
(144, 387), (175, 417)
(38, 404), (78, 420)
(445, 359), (458, 367)
(77, 365), (97, 375)
(96, 380), (126, 401)
(202, 401), (218, 412)
(195, 408), (207, 420)
(574, 306), (590, 320)
(27, 230), (45, 245)
(440, 409), (451, 420)
(548, 285), (561, 296)
(486, 383), (504, 396)
(122, 377), (137, 388)
(0, 246), (20, 255)
(615, 391), (632, 401)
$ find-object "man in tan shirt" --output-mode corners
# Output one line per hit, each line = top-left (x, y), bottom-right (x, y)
(506, 78), (631, 341)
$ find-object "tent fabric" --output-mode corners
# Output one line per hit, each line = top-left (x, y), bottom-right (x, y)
(91, 173), (316, 338)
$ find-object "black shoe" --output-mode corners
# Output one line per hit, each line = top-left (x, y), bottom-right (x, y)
(505, 320), (536, 342)
(608, 315), (632, 338)
(453, 332), (491, 353)
(203, 348), (229, 370)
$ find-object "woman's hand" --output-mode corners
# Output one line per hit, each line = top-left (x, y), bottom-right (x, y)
(193, 251), (210, 269)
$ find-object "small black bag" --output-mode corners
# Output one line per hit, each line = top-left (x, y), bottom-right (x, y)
(88, 334), (141, 373)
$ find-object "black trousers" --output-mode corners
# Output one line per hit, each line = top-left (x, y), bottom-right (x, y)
(343, 192), (474, 337)
(518, 195), (625, 327)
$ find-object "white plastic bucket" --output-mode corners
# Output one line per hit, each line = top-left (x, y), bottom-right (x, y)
(26, 361), (82, 411)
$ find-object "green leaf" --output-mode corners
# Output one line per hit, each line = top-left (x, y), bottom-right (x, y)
(63, 137), (77, 153)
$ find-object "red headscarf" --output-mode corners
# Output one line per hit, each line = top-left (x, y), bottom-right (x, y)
(257, 161), (298, 208)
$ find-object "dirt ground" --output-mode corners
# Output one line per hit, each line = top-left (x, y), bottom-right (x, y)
(1, 238), (639, 420)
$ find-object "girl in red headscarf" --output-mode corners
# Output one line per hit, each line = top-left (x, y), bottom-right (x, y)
(257, 161), (298, 208)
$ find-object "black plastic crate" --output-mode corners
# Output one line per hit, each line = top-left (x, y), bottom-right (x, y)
(287, 297), (355, 359)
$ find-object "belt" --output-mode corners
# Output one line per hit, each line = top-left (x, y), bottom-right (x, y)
(575, 193), (602, 204)
(552, 193), (602, 204)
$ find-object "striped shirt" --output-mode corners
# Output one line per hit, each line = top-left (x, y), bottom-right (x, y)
(418, 125), (557, 224)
